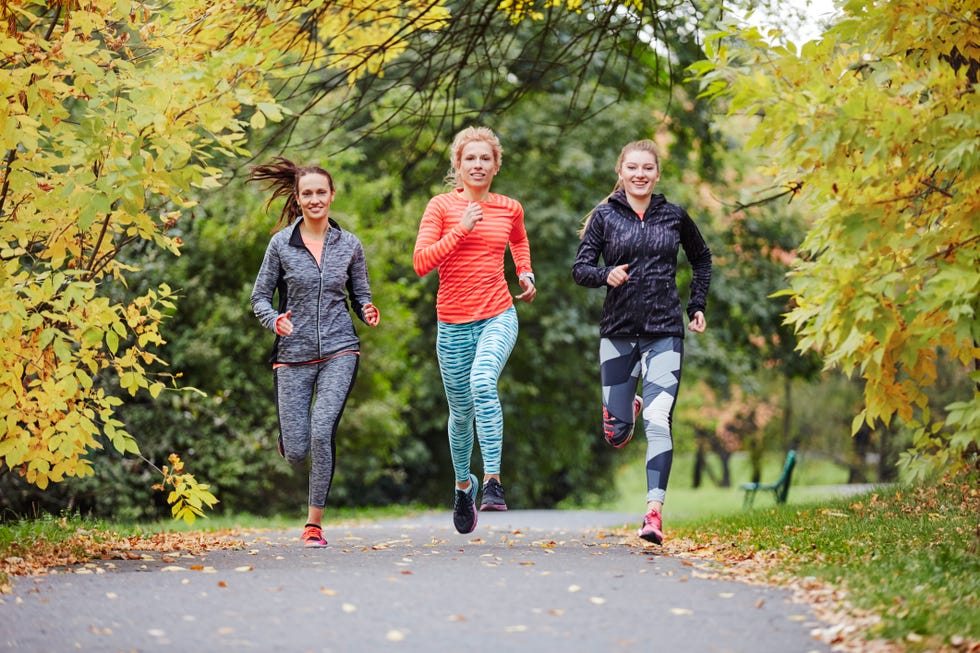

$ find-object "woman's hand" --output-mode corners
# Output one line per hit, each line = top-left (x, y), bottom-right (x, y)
(515, 276), (536, 303)
(460, 202), (483, 232)
(274, 310), (293, 336)
(606, 264), (629, 287)
(363, 303), (381, 327)
(687, 311), (706, 333)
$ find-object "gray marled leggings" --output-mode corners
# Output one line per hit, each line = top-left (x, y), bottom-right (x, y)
(273, 352), (359, 508)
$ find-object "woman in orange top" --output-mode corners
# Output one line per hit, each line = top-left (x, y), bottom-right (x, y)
(414, 126), (536, 534)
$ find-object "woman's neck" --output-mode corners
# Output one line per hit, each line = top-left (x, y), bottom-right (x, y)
(300, 217), (330, 240)
(626, 195), (650, 215)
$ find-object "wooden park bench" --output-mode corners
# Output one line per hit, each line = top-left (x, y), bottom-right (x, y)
(740, 449), (797, 508)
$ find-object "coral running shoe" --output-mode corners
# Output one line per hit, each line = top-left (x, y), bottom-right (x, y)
(480, 478), (508, 512)
(302, 524), (328, 548)
(637, 509), (664, 545)
(453, 474), (479, 534)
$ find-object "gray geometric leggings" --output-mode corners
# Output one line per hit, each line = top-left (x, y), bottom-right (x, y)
(599, 336), (684, 505)
(273, 352), (359, 508)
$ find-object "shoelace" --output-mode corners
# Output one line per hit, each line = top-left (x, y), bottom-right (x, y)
(303, 526), (324, 542)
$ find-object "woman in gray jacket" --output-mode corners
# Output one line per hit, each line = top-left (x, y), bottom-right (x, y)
(249, 158), (380, 548)
(572, 140), (711, 546)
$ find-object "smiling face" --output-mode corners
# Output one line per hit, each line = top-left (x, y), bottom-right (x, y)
(456, 140), (498, 193)
(296, 172), (335, 222)
(617, 149), (660, 201)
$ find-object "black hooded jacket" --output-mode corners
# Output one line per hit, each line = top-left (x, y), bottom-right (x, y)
(572, 188), (712, 338)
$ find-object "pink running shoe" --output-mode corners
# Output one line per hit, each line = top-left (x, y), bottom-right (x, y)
(302, 524), (328, 548)
(637, 509), (664, 544)
(605, 395), (644, 449)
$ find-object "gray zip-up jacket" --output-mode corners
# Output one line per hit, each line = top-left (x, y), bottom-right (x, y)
(251, 218), (372, 364)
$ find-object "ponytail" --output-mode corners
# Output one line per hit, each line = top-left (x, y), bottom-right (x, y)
(247, 156), (335, 232)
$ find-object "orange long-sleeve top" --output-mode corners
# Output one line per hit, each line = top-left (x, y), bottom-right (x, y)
(413, 189), (533, 324)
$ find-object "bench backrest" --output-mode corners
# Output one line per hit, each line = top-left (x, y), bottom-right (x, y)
(775, 450), (797, 503)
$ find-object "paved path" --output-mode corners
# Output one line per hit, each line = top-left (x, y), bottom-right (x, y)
(1, 511), (834, 652)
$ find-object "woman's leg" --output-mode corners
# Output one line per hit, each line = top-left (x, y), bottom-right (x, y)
(273, 364), (317, 465)
(639, 337), (684, 507)
(470, 307), (518, 477)
(307, 353), (359, 511)
(599, 337), (642, 448)
(437, 320), (479, 486)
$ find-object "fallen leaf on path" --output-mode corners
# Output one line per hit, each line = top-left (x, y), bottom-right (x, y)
(386, 630), (406, 641)
(670, 608), (693, 615)
(234, 566), (253, 572)
(342, 603), (357, 613)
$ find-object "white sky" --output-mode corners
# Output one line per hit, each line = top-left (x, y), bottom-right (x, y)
(738, 0), (842, 43)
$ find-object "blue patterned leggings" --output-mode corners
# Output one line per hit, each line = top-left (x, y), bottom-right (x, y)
(436, 307), (518, 483)
(600, 336), (684, 505)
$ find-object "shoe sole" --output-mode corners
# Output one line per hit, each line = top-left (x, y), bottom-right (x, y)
(303, 540), (328, 548)
(637, 529), (663, 545)
(480, 503), (508, 512)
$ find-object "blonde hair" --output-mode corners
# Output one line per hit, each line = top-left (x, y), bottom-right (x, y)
(578, 139), (662, 238)
(445, 126), (503, 188)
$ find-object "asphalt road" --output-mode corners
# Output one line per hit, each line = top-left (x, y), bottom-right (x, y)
(1, 510), (835, 652)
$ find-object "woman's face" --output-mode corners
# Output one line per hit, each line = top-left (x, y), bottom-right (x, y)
(456, 141), (498, 192)
(297, 173), (335, 221)
(617, 150), (660, 200)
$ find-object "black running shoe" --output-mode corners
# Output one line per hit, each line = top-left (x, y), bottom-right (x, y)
(480, 477), (508, 511)
(452, 474), (478, 534)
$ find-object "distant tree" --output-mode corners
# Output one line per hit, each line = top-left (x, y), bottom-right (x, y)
(0, 0), (451, 520)
(692, 1), (979, 477)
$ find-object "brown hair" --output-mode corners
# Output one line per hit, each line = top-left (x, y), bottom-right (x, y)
(445, 126), (503, 188)
(578, 140), (662, 238)
(247, 156), (335, 231)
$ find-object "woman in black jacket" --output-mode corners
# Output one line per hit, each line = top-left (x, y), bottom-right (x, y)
(572, 140), (711, 545)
